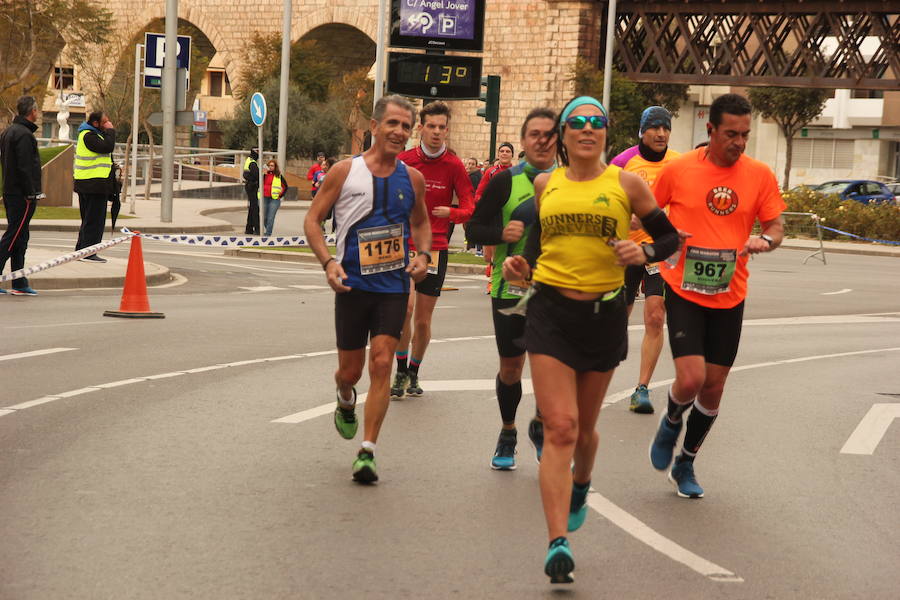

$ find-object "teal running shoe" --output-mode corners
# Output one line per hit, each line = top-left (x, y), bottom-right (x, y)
(352, 449), (378, 484)
(649, 415), (683, 471)
(669, 460), (704, 498)
(527, 417), (543, 463)
(629, 384), (654, 414)
(333, 388), (358, 440)
(390, 371), (408, 400)
(490, 429), (517, 471)
(544, 537), (574, 584)
(567, 481), (590, 532)
(406, 372), (423, 397)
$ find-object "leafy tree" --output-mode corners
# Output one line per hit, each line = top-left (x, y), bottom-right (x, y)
(0, 0), (111, 120)
(570, 58), (689, 158)
(234, 32), (333, 103)
(222, 78), (344, 160)
(747, 86), (828, 189)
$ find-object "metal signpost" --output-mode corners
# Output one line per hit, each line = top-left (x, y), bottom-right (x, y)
(251, 92), (267, 235)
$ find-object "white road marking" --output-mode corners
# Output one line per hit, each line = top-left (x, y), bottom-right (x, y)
(435, 305), (458, 309)
(0, 348), (77, 362)
(4, 321), (115, 330)
(238, 286), (285, 292)
(289, 284), (328, 290)
(588, 492), (744, 582)
(204, 260), (311, 274)
(822, 288), (852, 295)
(840, 403), (900, 455)
(0, 409), (14, 417)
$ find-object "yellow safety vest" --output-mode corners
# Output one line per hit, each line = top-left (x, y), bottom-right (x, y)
(259, 174), (284, 200)
(243, 156), (256, 172)
(74, 129), (112, 180)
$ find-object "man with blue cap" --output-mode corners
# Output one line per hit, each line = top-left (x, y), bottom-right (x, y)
(610, 106), (681, 415)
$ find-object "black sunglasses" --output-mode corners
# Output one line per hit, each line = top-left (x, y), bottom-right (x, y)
(565, 115), (608, 130)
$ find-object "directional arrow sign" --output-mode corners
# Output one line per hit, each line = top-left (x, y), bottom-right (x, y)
(250, 92), (266, 127)
(840, 403), (900, 455)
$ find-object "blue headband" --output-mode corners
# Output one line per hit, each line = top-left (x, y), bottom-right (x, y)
(560, 96), (608, 132)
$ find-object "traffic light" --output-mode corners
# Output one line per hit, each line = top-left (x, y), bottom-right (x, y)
(476, 75), (501, 123)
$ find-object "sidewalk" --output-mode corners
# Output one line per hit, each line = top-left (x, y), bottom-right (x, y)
(4, 195), (898, 291)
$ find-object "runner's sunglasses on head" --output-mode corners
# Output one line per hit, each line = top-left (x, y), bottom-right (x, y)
(565, 115), (608, 130)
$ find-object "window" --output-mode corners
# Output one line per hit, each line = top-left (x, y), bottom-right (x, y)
(53, 67), (74, 90)
(791, 138), (854, 170)
(207, 71), (231, 97)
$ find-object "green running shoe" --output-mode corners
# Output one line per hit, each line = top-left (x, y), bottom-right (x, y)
(544, 537), (574, 584)
(333, 388), (358, 440)
(406, 372), (423, 397)
(567, 481), (590, 532)
(390, 371), (409, 400)
(629, 384), (654, 414)
(352, 449), (378, 484)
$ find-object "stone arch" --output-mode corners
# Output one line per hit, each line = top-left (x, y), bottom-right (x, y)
(293, 7), (378, 44)
(123, 2), (235, 82)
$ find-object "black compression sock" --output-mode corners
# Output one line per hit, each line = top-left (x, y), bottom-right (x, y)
(666, 388), (693, 424)
(682, 401), (718, 455)
(496, 374), (522, 425)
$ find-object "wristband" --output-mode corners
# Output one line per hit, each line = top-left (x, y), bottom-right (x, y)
(322, 257), (335, 270)
(760, 234), (774, 247)
(417, 251), (432, 263)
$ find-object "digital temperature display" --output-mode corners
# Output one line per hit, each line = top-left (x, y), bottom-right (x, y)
(387, 52), (482, 100)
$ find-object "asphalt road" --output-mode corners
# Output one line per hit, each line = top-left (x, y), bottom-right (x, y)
(1, 233), (899, 599)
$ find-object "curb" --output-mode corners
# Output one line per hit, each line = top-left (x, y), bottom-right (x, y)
(29, 222), (234, 234)
(26, 265), (171, 290)
(226, 249), (489, 275)
(780, 241), (900, 259)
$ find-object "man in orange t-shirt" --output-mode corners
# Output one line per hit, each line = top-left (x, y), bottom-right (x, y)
(648, 93), (785, 499)
(610, 106), (680, 415)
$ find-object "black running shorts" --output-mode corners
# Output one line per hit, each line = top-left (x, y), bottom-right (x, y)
(525, 283), (628, 372)
(664, 283), (744, 367)
(335, 289), (409, 350)
(625, 264), (664, 306)
(492, 297), (526, 358)
(414, 249), (449, 297)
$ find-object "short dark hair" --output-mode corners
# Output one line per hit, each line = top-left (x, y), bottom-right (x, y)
(16, 96), (37, 118)
(709, 93), (751, 127)
(87, 111), (104, 125)
(520, 107), (556, 138)
(419, 101), (451, 124)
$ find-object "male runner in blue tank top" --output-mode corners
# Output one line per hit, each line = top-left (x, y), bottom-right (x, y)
(304, 95), (433, 483)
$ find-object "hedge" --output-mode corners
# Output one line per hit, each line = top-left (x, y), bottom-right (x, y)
(783, 187), (900, 243)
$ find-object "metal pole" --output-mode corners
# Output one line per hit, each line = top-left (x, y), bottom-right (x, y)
(130, 44), (142, 216)
(277, 0), (291, 170)
(489, 121), (497, 162)
(601, 0), (617, 160)
(373, 0), (387, 106)
(160, 0), (178, 223)
(258, 127), (264, 236)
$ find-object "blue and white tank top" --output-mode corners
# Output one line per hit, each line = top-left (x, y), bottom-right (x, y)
(334, 155), (416, 293)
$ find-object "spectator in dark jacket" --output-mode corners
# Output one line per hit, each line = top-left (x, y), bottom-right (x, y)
(243, 147), (260, 234)
(0, 95), (43, 295)
(73, 110), (116, 262)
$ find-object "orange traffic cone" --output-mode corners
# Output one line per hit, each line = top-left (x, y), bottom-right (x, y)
(103, 232), (165, 318)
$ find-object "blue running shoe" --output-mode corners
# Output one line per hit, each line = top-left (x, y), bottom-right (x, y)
(649, 416), (682, 471)
(669, 460), (704, 498)
(567, 482), (590, 532)
(0, 288), (7, 294)
(490, 429), (517, 470)
(544, 537), (574, 584)
(527, 417), (543, 463)
(629, 384), (654, 414)
(9, 287), (38, 296)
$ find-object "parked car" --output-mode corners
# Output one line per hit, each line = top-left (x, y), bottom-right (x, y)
(886, 182), (900, 204)
(814, 180), (895, 205)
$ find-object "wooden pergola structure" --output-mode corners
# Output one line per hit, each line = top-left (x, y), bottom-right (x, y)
(607, 1), (900, 89)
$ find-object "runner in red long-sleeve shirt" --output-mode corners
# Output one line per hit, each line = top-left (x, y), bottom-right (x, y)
(392, 101), (475, 398)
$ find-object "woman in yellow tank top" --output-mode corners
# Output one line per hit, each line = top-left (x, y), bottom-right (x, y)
(503, 96), (679, 584)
